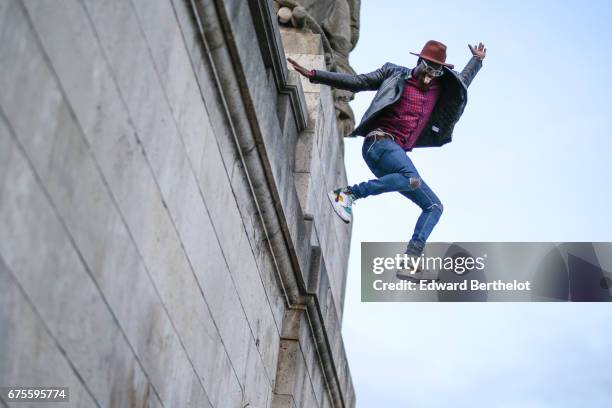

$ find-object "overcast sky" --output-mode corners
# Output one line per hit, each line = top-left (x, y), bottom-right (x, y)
(340, 0), (612, 406)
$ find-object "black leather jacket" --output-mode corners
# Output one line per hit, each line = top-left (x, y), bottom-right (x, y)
(311, 56), (483, 148)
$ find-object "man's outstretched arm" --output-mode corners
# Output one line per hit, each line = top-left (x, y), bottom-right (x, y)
(287, 57), (387, 93)
(459, 42), (487, 87)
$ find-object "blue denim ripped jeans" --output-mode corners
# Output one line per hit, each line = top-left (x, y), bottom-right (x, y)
(350, 136), (443, 256)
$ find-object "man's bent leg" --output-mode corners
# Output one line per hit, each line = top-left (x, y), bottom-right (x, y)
(400, 178), (443, 256)
(395, 179), (443, 281)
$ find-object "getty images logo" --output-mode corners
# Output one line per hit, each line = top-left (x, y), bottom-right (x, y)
(372, 253), (487, 275)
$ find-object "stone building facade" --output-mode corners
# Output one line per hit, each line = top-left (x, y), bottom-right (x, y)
(0, 0), (357, 407)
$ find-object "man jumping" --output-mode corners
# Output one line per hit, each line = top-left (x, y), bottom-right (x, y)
(288, 40), (486, 280)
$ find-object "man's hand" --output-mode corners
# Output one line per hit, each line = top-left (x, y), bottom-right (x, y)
(468, 42), (487, 61)
(287, 57), (314, 78)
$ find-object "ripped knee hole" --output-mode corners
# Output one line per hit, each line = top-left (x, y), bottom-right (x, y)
(428, 203), (444, 212)
(409, 177), (421, 189)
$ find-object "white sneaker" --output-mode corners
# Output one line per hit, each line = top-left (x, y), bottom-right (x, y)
(327, 188), (354, 223)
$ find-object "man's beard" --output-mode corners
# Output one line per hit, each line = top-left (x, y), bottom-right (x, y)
(416, 78), (431, 91)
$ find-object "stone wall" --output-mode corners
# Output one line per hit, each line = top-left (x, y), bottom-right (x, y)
(0, 0), (355, 407)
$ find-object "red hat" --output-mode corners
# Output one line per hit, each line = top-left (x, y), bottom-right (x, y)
(410, 40), (454, 69)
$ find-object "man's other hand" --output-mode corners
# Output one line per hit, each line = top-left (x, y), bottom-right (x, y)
(287, 57), (314, 78)
(468, 42), (487, 61)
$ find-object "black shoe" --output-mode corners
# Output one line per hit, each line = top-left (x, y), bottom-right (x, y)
(396, 256), (439, 281)
(396, 267), (439, 282)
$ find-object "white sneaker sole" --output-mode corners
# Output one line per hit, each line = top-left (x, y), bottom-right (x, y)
(327, 191), (351, 224)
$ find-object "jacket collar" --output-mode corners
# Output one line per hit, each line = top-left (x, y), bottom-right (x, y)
(403, 67), (413, 80)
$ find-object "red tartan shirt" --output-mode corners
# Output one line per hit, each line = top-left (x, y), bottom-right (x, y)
(372, 71), (441, 151)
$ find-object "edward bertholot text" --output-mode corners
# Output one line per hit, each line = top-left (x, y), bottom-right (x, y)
(373, 279), (532, 292)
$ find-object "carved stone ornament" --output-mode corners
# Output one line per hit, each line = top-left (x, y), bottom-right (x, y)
(274, 0), (361, 137)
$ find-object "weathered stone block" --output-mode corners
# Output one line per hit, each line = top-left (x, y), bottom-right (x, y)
(280, 28), (324, 55)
